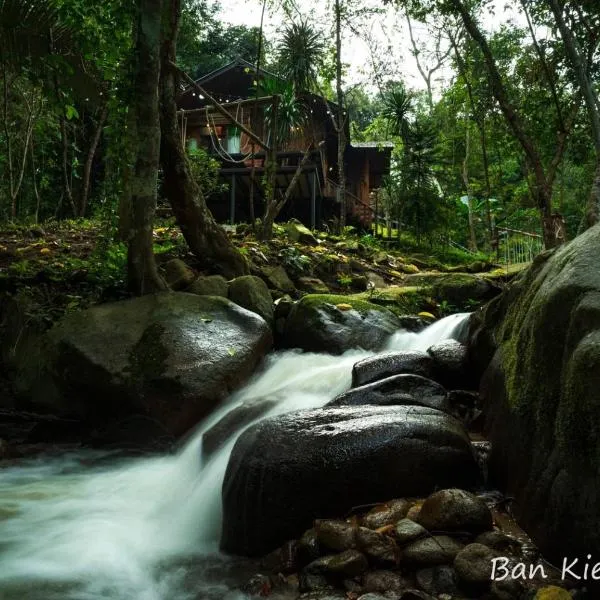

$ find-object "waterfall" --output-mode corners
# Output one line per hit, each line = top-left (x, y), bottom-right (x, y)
(0, 313), (470, 600)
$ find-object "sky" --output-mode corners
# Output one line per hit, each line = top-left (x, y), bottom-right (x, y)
(217, 0), (532, 96)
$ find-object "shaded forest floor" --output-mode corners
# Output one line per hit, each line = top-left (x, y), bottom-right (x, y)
(0, 218), (522, 327)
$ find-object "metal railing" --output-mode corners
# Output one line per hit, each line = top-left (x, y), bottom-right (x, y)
(497, 227), (543, 266)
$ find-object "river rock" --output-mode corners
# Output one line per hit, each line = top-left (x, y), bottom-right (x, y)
(402, 536), (464, 566)
(356, 527), (398, 563)
(417, 489), (493, 534)
(221, 405), (480, 556)
(287, 219), (318, 245)
(328, 374), (449, 413)
(475, 530), (521, 553)
(415, 565), (460, 596)
(228, 275), (274, 325)
(362, 570), (410, 594)
(395, 519), (427, 545)
(22, 293), (272, 436)
(187, 274), (229, 297)
(282, 295), (402, 354)
(432, 273), (500, 309)
(297, 277), (330, 294)
(362, 499), (410, 529)
(453, 543), (499, 591)
(306, 550), (369, 578)
(315, 520), (356, 552)
(468, 224), (600, 566)
(351, 352), (435, 387)
(163, 258), (196, 290)
(261, 264), (296, 294)
(427, 340), (472, 390)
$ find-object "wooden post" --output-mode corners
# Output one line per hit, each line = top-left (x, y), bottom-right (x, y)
(310, 170), (316, 230)
(230, 174), (236, 225)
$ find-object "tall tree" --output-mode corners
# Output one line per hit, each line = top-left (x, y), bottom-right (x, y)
(446, 0), (576, 248)
(120, 0), (168, 294)
(546, 0), (600, 230)
(160, 0), (248, 278)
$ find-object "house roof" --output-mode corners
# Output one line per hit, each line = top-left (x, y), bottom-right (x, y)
(192, 57), (280, 89)
(351, 141), (395, 149)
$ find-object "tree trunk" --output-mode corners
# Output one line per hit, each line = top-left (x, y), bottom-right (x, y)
(462, 124), (478, 252)
(335, 0), (347, 230)
(159, 0), (248, 279)
(123, 0), (168, 295)
(449, 0), (560, 248)
(261, 145), (313, 240)
(79, 102), (108, 218)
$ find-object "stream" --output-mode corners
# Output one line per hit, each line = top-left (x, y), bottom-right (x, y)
(0, 313), (469, 600)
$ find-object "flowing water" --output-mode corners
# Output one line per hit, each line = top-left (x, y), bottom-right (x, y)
(0, 313), (469, 600)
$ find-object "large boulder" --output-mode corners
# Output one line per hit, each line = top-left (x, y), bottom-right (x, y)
(21, 293), (272, 436)
(221, 405), (480, 556)
(327, 374), (449, 413)
(228, 275), (274, 325)
(468, 224), (600, 567)
(351, 351), (435, 387)
(282, 295), (402, 354)
(287, 219), (318, 245)
(432, 274), (500, 309)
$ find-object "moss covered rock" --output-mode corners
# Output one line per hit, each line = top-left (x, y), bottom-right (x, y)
(432, 274), (500, 309)
(23, 293), (272, 436)
(228, 275), (274, 325)
(282, 294), (402, 354)
(286, 219), (318, 246)
(187, 274), (229, 297)
(469, 224), (600, 569)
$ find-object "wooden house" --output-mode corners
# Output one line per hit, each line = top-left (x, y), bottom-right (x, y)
(177, 58), (393, 230)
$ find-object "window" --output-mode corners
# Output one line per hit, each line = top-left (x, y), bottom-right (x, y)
(227, 126), (241, 154)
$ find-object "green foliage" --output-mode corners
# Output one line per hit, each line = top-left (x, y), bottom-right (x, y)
(278, 246), (311, 275)
(275, 20), (326, 92)
(187, 147), (228, 199)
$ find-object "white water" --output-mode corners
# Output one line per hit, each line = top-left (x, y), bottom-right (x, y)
(0, 313), (469, 600)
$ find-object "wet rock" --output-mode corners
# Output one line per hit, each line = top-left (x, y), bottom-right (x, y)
(399, 590), (436, 600)
(261, 265), (296, 294)
(26, 293), (272, 436)
(297, 277), (330, 294)
(362, 570), (410, 594)
(362, 499), (410, 529)
(329, 375), (449, 413)
(415, 565), (460, 596)
(187, 274), (228, 297)
(315, 520), (356, 552)
(395, 519), (427, 545)
(356, 527), (398, 563)
(357, 594), (391, 600)
(417, 489), (493, 534)
(89, 414), (175, 450)
(260, 540), (298, 575)
(489, 578), (526, 600)
(299, 572), (334, 593)
(427, 340), (471, 390)
(475, 530), (522, 553)
(402, 536), (464, 566)
(397, 317), (428, 333)
(0, 438), (10, 459)
(222, 406), (480, 556)
(406, 504), (422, 521)
(351, 352), (435, 387)
(454, 543), (499, 590)
(298, 528), (321, 565)
(283, 295), (402, 354)
(163, 258), (195, 290)
(287, 219), (318, 245)
(447, 390), (481, 424)
(229, 275), (274, 325)
(242, 573), (272, 596)
(306, 550), (369, 578)
(431, 273), (500, 309)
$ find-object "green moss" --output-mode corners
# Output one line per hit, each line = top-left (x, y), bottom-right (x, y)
(297, 294), (393, 317)
(352, 286), (432, 317)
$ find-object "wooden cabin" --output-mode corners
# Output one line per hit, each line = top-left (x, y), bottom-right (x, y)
(177, 58), (393, 230)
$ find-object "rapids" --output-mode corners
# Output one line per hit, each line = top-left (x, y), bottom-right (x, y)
(0, 313), (470, 600)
